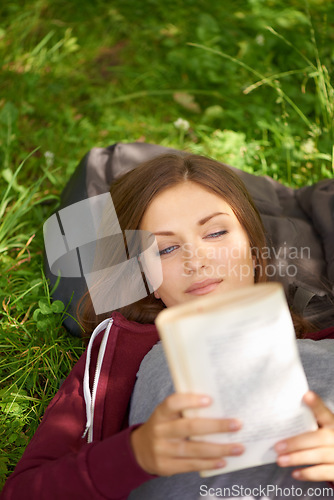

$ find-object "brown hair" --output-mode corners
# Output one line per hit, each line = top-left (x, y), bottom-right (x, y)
(78, 153), (268, 334)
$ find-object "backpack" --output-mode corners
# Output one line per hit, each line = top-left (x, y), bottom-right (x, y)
(44, 142), (334, 336)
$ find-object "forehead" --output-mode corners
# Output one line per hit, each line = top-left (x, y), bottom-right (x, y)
(140, 182), (236, 230)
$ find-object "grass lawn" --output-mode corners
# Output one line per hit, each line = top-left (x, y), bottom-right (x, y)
(0, 0), (333, 486)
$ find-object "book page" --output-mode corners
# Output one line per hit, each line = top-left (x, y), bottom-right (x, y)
(157, 283), (317, 476)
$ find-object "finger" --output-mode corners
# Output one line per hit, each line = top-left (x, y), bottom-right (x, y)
(155, 393), (242, 433)
(275, 428), (334, 454)
(164, 438), (244, 460)
(160, 415), (242, 439)
(157, 456), (228, 476)
(277, 447), (334, 468)
(292, 464), (334, 482)
(156, 393), (213, 421)
(303, 391), (334, 428)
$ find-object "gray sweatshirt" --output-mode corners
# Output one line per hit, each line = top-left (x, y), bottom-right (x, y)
(129, 339), (334, 500)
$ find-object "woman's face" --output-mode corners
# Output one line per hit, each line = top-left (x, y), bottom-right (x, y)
(140, 181), (255, 308)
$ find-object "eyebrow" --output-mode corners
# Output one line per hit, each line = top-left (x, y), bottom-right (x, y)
(199, 211), (229, 225)
(153, 212), (229, 236)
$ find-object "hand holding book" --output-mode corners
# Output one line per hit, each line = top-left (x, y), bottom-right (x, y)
(276, 390), (334, 483)
(130, 392), (244, 476)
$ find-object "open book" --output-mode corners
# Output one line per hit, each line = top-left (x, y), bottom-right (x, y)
(155, 282), (317, 476)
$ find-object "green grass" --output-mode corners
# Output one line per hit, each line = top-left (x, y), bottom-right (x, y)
(0, 0), (333, 486)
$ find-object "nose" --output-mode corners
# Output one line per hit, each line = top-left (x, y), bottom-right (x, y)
(182, 242), (211, 273)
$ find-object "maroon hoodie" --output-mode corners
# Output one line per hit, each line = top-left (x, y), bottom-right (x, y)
(1, 313), (334, 500)
(1, 312), (159, 500)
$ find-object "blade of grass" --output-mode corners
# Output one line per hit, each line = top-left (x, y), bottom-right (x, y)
(108, 88), (223, 104)
(188, 42), (313, 129)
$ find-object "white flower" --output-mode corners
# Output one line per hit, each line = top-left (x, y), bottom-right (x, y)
(174, 118), (190, 131)
(44, 151), (54, 167)
(301, 138), (316, 155)
(255, 34), (265, 46)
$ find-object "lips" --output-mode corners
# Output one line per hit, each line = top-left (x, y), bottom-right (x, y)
(185, 278), (223, 296)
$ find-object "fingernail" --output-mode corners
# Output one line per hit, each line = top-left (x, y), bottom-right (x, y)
(229, 420), (241, 431)
(275, 441), (287, 453)
(215, 459), (226, 468)
(277, 455), (290, 466)
(200, 396), (211, 405)
(292, 470), (301, 479)
(231, 445), (244, 455)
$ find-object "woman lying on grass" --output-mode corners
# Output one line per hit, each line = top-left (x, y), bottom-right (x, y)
(2, 154), (334, 500)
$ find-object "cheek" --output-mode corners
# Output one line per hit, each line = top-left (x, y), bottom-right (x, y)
(233, 240), (254, 283)
(216, 236), (253, 281)
(156, 266), (184, 307)
(161, 256), (184, 277)
(215, 236), (250, 263)
(158, 258), (185, 292)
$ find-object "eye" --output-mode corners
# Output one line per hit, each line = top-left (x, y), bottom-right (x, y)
(205, 230), (228, 239)
(159, 245), (179, 256)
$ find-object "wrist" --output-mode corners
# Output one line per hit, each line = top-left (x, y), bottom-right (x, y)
(130, 424), (154, 475)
